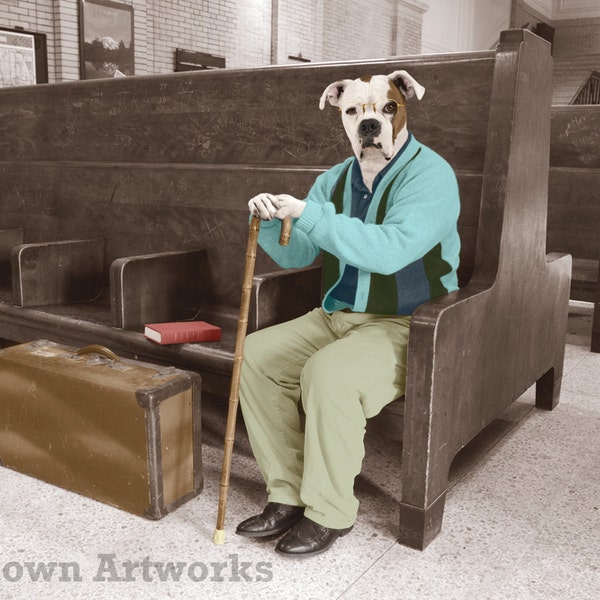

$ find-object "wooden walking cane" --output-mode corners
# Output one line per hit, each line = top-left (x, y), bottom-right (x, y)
(213, 215), (292, 544)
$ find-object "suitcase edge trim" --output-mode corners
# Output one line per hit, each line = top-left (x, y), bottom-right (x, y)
(143, 371), (202, 520)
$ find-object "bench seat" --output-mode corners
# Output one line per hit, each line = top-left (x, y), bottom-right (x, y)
(0, 263), (321, 395)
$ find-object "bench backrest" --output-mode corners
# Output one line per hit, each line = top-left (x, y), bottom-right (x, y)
(3, 34), (594, 309)
(0, 51), (497, 308)
(548, 105), (600, 262)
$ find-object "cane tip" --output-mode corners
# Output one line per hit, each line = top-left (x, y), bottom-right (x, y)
(213, 529), (226, 545)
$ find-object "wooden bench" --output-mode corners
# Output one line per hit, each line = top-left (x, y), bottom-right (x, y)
(0, 40), (499, 393)
(0, 29), (571, 549)
(549, 105), (600, 352)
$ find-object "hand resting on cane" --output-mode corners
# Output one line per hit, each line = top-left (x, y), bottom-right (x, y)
(248, 193), (306, 221)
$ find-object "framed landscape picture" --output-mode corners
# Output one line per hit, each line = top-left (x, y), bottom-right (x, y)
(79, 0), (134, 79)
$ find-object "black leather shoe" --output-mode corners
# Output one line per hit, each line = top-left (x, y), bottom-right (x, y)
(275, 516), (353, 557)
(236, 502), (304, 538)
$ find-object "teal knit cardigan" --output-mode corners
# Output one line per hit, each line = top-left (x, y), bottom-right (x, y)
(256, 135), (461, 315)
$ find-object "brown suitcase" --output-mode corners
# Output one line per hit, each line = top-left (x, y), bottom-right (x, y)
(0, 340), (202, 519)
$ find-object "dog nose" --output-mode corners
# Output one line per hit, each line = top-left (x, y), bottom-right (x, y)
(359, 119), (381, 138)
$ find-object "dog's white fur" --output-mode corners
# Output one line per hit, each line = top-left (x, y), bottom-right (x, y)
(320, 70), (425, 190)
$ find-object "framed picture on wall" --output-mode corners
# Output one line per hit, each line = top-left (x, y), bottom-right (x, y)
(79, 0), (135, 79)
(0, 29), (37, 88)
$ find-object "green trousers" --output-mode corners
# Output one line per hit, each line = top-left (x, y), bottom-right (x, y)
(239, 308), (411, 529)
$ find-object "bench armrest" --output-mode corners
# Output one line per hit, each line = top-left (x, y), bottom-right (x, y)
(0, 229), (24, 264)
(0, 228), (24, 286)
(11, 238), (105, 307)
(406, 252), (572, 428)
(401, 252), (572, 507)
(110, 249), (208, 330)
(250, 265), (322, 331)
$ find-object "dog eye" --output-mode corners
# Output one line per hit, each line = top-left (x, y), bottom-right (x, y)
(345, 106), (358, 116)
(383, 102), (397, 114)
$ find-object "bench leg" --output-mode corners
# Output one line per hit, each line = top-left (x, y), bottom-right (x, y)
(398, 491), (447, 550)
(535, 367), (561, 411)
(592, 331), (600, 354)
(592, 298), (600, 353)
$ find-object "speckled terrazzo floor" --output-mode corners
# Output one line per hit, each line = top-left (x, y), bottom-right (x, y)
(0, 302), (598, 600)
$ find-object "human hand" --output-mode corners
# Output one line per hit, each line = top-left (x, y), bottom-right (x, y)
(248, 193), (278, 220)
(248, 193), (305, 221)
(272, 194), (306, 219)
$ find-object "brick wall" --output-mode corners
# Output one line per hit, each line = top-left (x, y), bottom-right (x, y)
(552, 17), (600, 104)
(510, 0), (548, 29)
(399, 16), (422, 55)
(553, 17), (600, 58)
(53, 0), (80, 81)
(395, 0), (427, 55)
(323, 0), (396, 61)
(235, 0), (272, 66)
(0, 0), (424, 84)
(274, 0), (323, 64)
(511, 1), (600, 57)
(0, 0), (57, 81)
(145, 0), (242, 72)
(510, 2), (600, 103)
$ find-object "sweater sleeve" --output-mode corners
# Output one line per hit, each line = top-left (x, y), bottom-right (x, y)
(255, 217), (320, 269)
(295, 150), (460, 275)
(255, 160), (351, 269)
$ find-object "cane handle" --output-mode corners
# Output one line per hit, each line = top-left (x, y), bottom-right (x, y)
(279, 217), (292, 246)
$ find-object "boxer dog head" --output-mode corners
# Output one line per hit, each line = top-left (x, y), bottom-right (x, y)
(319, 71), (425, 189)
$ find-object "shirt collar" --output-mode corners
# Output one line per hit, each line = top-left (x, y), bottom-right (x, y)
(351, 133), (413, 195)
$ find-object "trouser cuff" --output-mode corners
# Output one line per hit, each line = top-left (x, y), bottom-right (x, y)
(303, 506), (356, 530)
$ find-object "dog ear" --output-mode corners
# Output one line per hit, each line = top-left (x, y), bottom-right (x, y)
(319, 79), (354, 110)
(387, 70), (425, 100)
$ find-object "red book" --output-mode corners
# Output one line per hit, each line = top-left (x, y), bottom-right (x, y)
(144, 321), (222, 345)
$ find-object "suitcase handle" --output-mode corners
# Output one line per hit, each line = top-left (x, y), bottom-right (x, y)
(75, 344), (120, 362)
